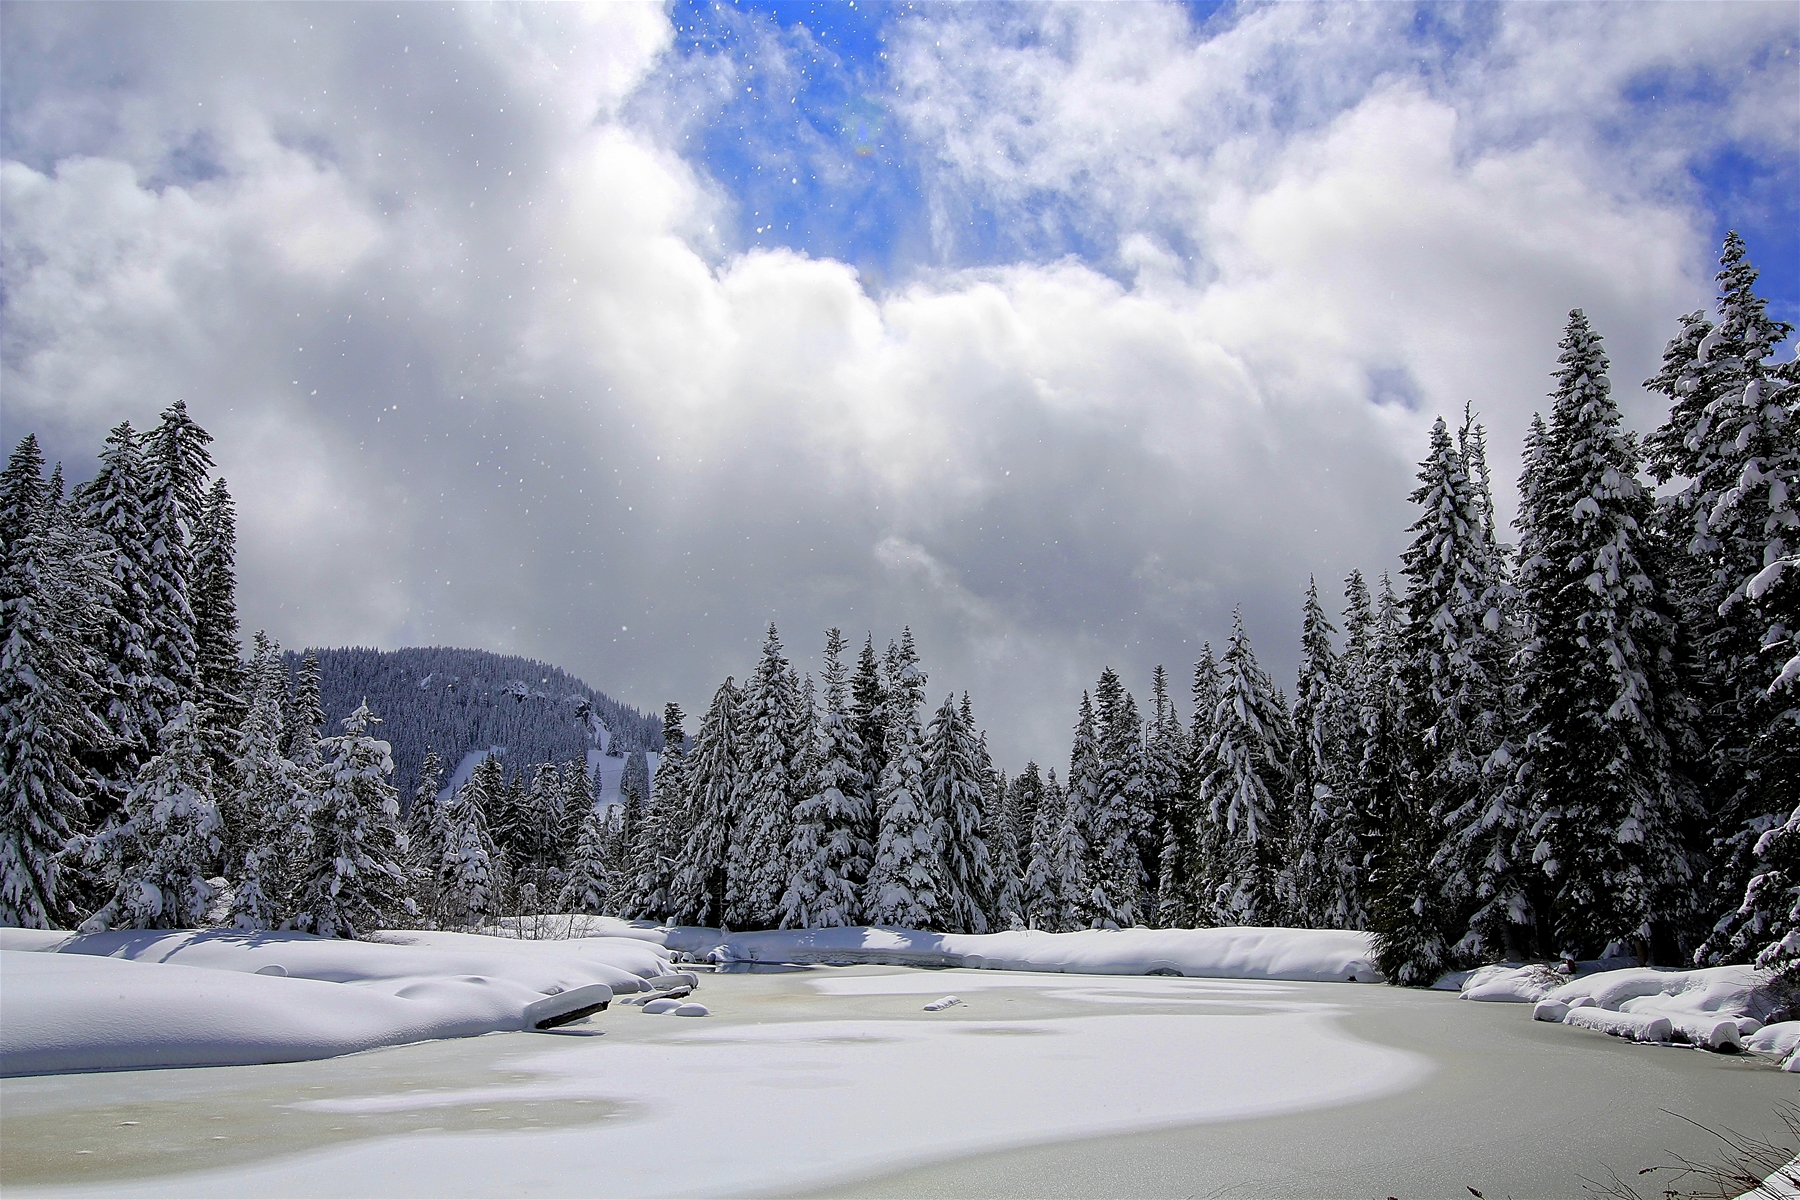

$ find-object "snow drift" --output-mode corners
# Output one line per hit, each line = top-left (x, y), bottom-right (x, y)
(568, 919), (1384, 983)
(1460, 959), (1790, 1064)
(0, 927), (676, 1076)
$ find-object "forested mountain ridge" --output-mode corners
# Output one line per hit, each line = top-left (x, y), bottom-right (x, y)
(300, 646), (662, 810)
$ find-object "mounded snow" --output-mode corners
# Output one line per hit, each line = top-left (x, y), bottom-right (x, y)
(0, 928), (675, 1076)
(572, 919), (1383, 983)
(1460, 959), (1785, 1057)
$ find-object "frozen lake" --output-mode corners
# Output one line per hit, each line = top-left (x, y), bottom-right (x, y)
(3, 964), (1790, 1198)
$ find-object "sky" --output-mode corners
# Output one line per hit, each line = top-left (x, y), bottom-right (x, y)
(4, 0), (1797, 771)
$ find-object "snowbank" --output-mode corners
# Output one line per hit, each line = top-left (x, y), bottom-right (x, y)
(1461, 959), (1785, 1057)
(0, 927), (677, 1076)
(564, 919), (1382, 983)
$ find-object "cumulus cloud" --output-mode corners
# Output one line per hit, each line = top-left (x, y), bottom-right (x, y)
(2, 1), (1792, 768)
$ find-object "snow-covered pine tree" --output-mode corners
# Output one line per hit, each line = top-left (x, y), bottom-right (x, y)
(1058, 692), (1103, 928)
(80, 702), (220, 930)
(925, 692), (995, 934)
(225, 632), (307, 930)
(1146, 667), (1187, 928)
(1169, 645), (1224, 927)
(1517, 310), (1701, 962)
(559, 804), (611, 916)
(292, 703), (413, 938)
(403, 750), (447, 925)
(1286, 579), (1341, 929)
(669, 678), (740, 927)
(851, 634), (889, 858)
(981, 727), (1026, 931)
(139, 402), (213, 730)
(780, 629), (871, 929)
(726, 625), (800, 930)
(628, 702), (689, 920)
(190, 478), (245, 746)
(75, 422), (158, 814)
(1091, 686), (1149, 927)
(440, 777), (499, 928)
(1197, 612), (1291, 927)
(864, 702), (937, 930)
(1645, 235), (1800, 964)
(1, 437), (115, 927)
(1022, 767), (1065, 930)
(284, 650), (325, 769)
(1006, 761), (1045, 863)
(1429, 413), (1535, 961)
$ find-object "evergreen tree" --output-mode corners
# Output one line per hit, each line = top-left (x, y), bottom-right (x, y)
(865, 711), (937, 929)
(404, 750), (447, 925)
(1059, 693), (1103, 928)
(1646, 235), (1800, 961)
(190, 478), (245, 741)
(75, 422), (157, 810)
(1092, 686), (1149, 927)
(139, 401), (213, 729)
(629, 702), (689, 919)
(1146, 667), (1187, 927)
(1412, 414), (1533, 961)
(226, 633), (307, 929)
(284, 651), (325, 769)
(726, 625), (800, 929)
(292, 703), (412, 938)
(851, 634), (889, 857)
(780, 629), (871, 929)
(1516, 310), (1701, 961)
(440, 777), (498, 928)
(1022, 767), (1066, 930)
(80, 703), (220, 930)
(1286, 579), (1342, 928)
(1197, 613), (1291, 926)
(559, 806), (611, 915)
(1169, 645), (1224, 927)
(925, 692), (995, 934)
(670, 678), (739, 927)
(1, 437), (114, 927)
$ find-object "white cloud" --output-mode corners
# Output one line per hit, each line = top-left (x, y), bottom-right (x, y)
(2, 2), (1791, 768)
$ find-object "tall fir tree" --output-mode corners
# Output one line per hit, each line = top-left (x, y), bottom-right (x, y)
(1022, 767), (1066, 930)
(293, 703), (413, 938)
(559, 805), (612, 916)
(226, 632), (307, 929)
(1146, 667), (1187, 927)
(781, 629), (871, 929)
(1646, 234), (1800, 966)
(865, 677), (937, 929)
(80, 702), (220, 931)
(1286, 579), (1343, 929)
(1197, 612), (1292, 926)
(190, 477), (245, 743)
(440, 774), (499, 928)
(629, 702), (689, 919)
(75, 422), (157, 812)
(1516, 310), (1701, 961)
(726, 625), (800, 929)
(2, 438), (115, 927)
(925, 691), (995, 934)
(1059, 692), (1102, 928)
(139, 401), (213, 731)
(850, 634), (889, 858)
(670, 678), (740, 927)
